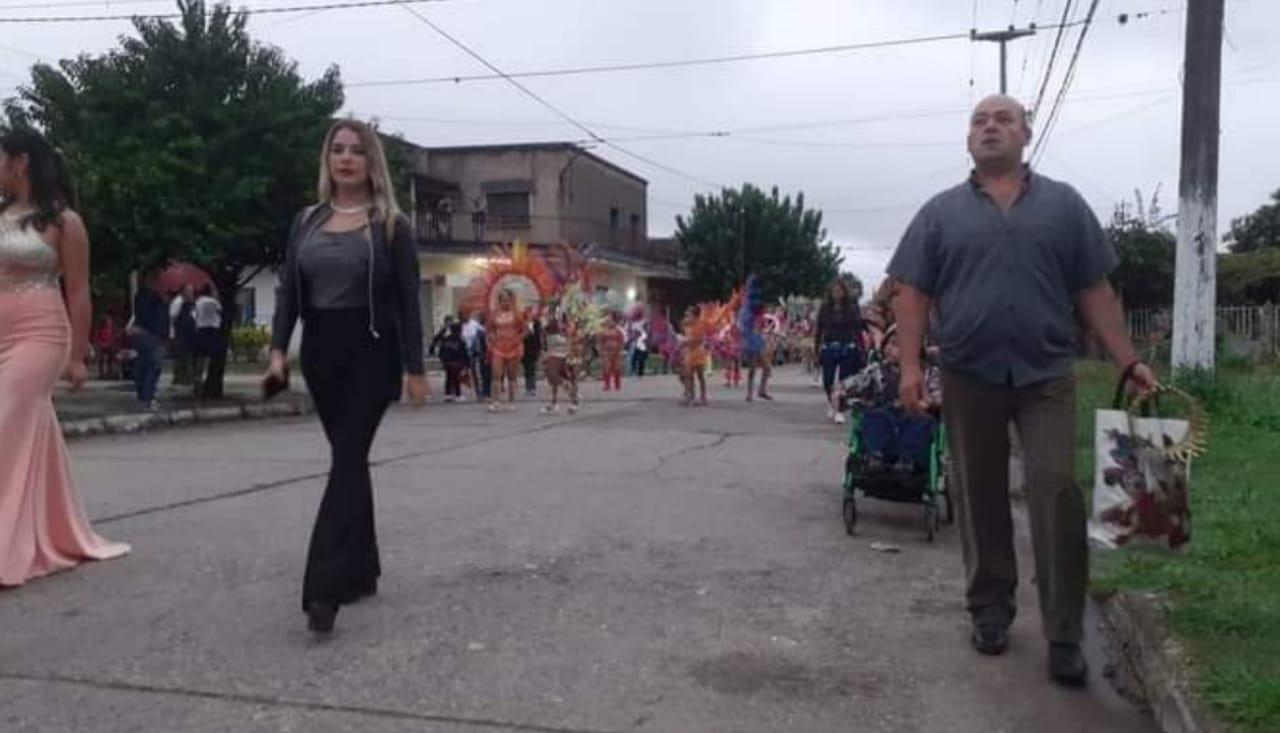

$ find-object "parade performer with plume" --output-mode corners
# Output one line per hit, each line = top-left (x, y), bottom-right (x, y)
(737, 276), (778, 402)
(543, 281), (604, 413)
(460, 241), (559, 411)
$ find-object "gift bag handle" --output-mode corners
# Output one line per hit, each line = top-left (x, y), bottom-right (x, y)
(1111, 360), (1152, 412)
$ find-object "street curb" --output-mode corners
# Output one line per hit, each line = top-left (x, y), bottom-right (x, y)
(1094, 590), (1223, 733)
(61, 398), (313, 441)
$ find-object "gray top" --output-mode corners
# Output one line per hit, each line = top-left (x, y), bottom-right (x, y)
(887, 170), (1115, 387)
(299, 227), (371, 310)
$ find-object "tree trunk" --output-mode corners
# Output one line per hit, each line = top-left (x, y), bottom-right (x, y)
(199, 273), (241, 400)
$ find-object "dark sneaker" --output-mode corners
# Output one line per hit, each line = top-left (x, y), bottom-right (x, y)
(971, 605), (1012, 655)
(1048, 642), (1088, 686)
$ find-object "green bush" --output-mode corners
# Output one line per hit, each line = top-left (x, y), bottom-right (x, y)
(229, 325), (270, 363)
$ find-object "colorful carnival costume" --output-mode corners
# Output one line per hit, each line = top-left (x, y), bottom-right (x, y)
(597, 316), (626, 392)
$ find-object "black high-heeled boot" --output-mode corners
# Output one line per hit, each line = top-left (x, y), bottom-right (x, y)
(306, 602), (338, 634)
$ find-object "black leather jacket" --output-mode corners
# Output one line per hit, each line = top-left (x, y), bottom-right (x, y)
(270, 204), (425, 375)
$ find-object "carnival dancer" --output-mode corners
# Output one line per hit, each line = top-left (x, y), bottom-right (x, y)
(541, 311), (579, 414)
(719, 320), (742, 389)
(487, 289), (524, 411)
(597, 310), (626, 392)
(745, 310), (782, 402)
(681, 309), (710, 406)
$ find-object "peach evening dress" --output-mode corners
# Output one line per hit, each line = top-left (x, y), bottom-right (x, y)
(0, 210), (128, 587)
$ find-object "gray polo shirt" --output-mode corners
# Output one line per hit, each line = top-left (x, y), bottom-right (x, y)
(887, 170), (1115, 387)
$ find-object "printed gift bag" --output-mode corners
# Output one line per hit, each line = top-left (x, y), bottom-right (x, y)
(1089, 382), (1208, 552)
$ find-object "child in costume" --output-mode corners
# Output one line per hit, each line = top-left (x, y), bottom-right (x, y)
(597, 310), (626, 392)
(719, 322), (742, 389)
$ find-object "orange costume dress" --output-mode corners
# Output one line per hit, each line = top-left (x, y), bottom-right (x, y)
(488, 309), (525, 363)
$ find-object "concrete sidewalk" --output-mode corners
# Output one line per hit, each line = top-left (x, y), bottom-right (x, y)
(5, 368), (1155, 732)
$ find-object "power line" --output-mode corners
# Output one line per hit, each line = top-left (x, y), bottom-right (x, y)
(0, 0), (169, 11)
(349, 31), (977, 88)
(365, 74), (1280, 154)
(1029, 0), (1074, 125)
(0, 0), (451, 23)
(1031, 0), (1102, 164)
(1015, 0), (1048, 95)
(345, 21), (1092, 89)
(395, 4), (722, 190)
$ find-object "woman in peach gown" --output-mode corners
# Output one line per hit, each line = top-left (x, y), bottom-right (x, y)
(0, 129), (129, 588)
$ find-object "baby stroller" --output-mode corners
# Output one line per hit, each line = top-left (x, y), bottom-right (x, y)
(839, 353), (953, 541)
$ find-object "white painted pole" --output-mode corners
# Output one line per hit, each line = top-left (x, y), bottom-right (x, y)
(1171, 0), (1224, 372)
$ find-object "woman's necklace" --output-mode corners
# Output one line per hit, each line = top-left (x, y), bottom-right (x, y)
(331, 201), (371, 215)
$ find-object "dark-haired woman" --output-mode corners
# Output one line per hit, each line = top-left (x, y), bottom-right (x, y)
(0, 129), (129, 586)
(814, 278), (865, 426)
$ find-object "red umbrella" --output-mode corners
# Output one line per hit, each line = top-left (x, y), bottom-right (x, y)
(155, 262), (213, 297)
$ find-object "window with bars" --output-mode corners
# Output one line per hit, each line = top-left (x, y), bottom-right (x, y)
(486, 192), (530, 229)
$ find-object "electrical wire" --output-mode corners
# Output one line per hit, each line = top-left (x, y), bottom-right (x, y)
(1031, 0), (1102, 165)
(1014, 0), (1048, 96)
(0, 0), (450, 23)
(395, 3), (723, 190)
(1030, 0), (1075, 125)
(347, 30), (982, 88)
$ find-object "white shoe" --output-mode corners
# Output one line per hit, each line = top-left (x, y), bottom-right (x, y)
(834, 411), (847, 425)
(487, 403), (499, 413)
(567, 404), (579, 415)
(826, 406), (835, 421)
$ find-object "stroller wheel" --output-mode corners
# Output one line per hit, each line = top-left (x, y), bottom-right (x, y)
(938, 472), (955, 525)
(842, 498), (857, 536)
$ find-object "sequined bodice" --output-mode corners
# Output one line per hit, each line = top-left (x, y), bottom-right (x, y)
(0, 211), (59, 291)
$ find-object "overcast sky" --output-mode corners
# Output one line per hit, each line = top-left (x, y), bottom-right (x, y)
(8, 0), (1279, 288)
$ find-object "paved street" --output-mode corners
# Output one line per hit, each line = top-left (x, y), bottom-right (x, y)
(1, 368), (1155, 732)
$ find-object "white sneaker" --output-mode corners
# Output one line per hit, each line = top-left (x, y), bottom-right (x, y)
(826, 406), (836, 421)
(834, 411), (847, 425)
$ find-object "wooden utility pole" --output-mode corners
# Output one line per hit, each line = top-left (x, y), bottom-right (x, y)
(970, 25), (1037, 93)
(1171, 0), (1224, 371)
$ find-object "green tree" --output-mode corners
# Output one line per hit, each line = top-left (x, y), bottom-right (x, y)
(6, 0), (343, 397)
(1219, 248), (1280, 304)
(675, 184), (842, 302)
(1107, 191), (1176, 309)
(1225, 188), (1280, 254)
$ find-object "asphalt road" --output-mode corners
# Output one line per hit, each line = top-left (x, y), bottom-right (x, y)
(1, 369), (1157, 732)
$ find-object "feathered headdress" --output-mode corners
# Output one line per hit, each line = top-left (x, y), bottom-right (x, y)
(737, 275), (765, 357)
(460, 240), (558, 317)
(557, 281), (607, 338)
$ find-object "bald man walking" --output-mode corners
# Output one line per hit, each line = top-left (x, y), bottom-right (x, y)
(887, 95), (1156, 686)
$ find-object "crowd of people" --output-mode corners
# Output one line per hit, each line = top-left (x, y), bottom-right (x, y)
(82, 278), (225, 408)
(2, 95), (1162, 690)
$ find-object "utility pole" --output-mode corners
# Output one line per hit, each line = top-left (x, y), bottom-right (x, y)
(1171, 0), (1224, 372)
(971, 25), (1037, 94)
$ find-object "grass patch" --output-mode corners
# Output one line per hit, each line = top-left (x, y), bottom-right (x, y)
(1079, 361), (1280, 732)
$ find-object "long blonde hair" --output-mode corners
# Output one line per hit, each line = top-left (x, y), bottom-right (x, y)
(316, 119), (402, 239)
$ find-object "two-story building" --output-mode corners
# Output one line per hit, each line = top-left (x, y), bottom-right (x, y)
(405, 142), (684, 330)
